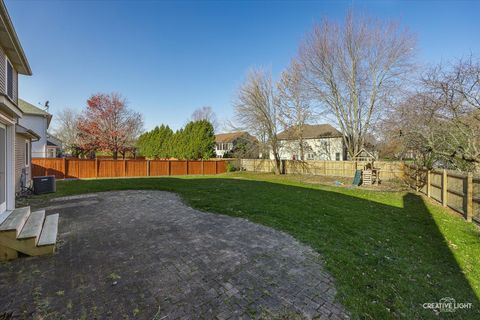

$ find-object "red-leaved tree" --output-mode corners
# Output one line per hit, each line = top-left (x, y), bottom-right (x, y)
(77, 93), (143, 159)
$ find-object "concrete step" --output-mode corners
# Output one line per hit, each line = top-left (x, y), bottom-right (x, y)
(18, 210), (45, 245)
(0, 207), (31, 237)
(37, 214), (59, 247)
(0, 210), (12, 226)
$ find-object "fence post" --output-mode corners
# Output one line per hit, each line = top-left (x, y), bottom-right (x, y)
(168, 160), (171, 176)
(415, 168), (419, 192)
(95, 158), (98, 178)
(215, 160), (218, 174)
(467, 173), (473, 222)
(186, 160), (189, 175)
(146, 160), (150, 177)
(442, 169), (448, 207)
(201, 159), (204, 175)
(124, 159), (127, 177)
(63, 158), (66, 179)
(427, 170), (431, 197)
(342, 161), (346, 177)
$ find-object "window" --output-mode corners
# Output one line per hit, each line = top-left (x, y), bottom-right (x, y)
(6, 60), (13, 100)
(307, 153), (314, 160)
(335, 152), (341, 161)
(47, 148), (56, 158)
(25, 141), (30, 166)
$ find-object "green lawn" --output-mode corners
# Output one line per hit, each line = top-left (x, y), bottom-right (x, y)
(26, 172), (480, 319)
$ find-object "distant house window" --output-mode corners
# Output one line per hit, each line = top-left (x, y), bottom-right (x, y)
(335, 152), (341, 161)
(47, 148), (56, 158)
(307, 153), (314, 160)
(6, 61), (13, 100)
(25, 141), (30, 166)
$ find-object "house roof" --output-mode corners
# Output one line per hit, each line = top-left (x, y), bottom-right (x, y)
(0, 2), (31, 75)
(18, 99), (52, 126)
(353, 148), (377, 160)
(215, 131), (253, 143)
(47, 140), (60, 147)
(18, 99), (50, 116)
(47, 133), (62, 147)
(277, 124), (343, 140)
(15, 124), (40, 141)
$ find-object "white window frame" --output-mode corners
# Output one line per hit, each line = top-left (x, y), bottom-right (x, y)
(47, 147), (55, 158)
(0, 122), (6, 213)
(25, 140), (30, 167)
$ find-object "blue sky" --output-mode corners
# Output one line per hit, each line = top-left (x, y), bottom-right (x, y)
(6, 0), (480, 132)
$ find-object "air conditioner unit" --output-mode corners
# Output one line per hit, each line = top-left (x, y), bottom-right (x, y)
(33, 176), (56, 194)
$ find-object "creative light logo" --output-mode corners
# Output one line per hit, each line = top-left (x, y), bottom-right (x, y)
(422, 297), (473, 313)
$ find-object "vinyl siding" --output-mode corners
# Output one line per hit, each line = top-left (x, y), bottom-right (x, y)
(12, 66), (17, 104)
(273, 137), (345, 161)
(0, 46), (5, 94)
(15, 133), (31, 192)
(18, 115), (48, 158)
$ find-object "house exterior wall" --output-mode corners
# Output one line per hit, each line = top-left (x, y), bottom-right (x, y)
(0, 46), (22, 211)
(18, 115), (48, 158)
(14, 133), (30, 192)
(0, 112), (16, 211)
(215, 137), (259, 159)
(272, 137), (345, 161)
(0, 47), (5, 94)
(215, 142), (233, 158)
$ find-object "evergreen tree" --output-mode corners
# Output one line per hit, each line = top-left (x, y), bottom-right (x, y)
(136, 121), (214, 160)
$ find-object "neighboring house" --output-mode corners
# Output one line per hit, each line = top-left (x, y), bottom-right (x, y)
(15, 124), (39, 192)
(273, 124), (346, 161)
(215, 131), (258, 158)
(46, 133), (62, 158)
(17, 99), (61, 158)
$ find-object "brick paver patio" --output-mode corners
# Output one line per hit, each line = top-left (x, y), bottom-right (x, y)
(0, 190), (348, 319)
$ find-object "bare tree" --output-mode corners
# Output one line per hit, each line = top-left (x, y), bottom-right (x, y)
(420, 58), (480, 170)
(234, 68), (282, 174)
(191, 106), (219, 131)
(381, 57), (480, 171)
(52, 108), (81, 156)
(277, 60), (315, 160)
(379, 93), (438, 167)
(298, 11), (415, 159)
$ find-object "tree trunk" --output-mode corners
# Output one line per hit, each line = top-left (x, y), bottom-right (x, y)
(273, 153), (282, 175)
(112, 150), (118, 160)
(299, 138), (305, 161)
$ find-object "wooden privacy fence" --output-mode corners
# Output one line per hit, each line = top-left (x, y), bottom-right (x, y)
(233, 159), (404, 180)
(32, 158), (227, 179)
(405, 164), (480, 224)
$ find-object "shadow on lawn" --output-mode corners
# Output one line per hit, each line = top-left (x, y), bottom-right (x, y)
(45, 177), (480, 318)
